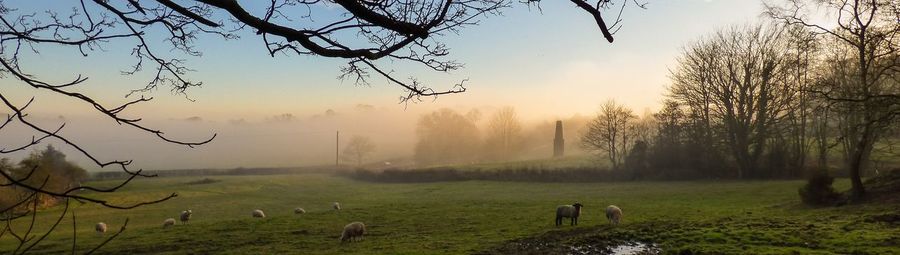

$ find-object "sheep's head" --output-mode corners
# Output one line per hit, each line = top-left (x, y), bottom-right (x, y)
(572, 203), (584, 215)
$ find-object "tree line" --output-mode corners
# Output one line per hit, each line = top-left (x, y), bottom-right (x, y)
(580, 0), (898, 201)
(414, 107), (525, 165)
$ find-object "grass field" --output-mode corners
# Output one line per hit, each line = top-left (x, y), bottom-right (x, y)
(2, 173), (898, 254)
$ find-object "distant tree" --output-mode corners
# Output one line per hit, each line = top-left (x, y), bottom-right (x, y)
(669, 24), (795, 179)
(484, 107), (524, 161)
(767, 0), (900, 199)
(342, 136), (377, 166)
(13, 145), (89, 207)
(0, 158), (25, 213)
(415, 109), (481, 165)
(581, 100), (635, 169)
(631, 110), (657, 146)
(625, 140), (650, 179)
(650, 100), (687, 173)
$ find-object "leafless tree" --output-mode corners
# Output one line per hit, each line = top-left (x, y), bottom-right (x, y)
(669, 24), (795, 179)
(782, 25), (821, 171)
(0, 0), (642, 252)
(414, 108), (481, 165)
(484, 106), (523, 161)
(631, 109), (656, 145)
(581, 99), (635, 169)
(342, 135), (377, 166)
(766, 0), (900, 200)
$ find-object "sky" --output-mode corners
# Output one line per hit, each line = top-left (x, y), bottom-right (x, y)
(1, 0), (769, 170)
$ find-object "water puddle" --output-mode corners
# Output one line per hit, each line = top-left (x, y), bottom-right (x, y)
(568, 242), (660, 255)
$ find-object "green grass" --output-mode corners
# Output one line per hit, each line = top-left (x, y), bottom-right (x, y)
(2, 174), (898, 254)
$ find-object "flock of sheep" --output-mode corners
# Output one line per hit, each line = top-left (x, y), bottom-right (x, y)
(555, 203), (623, 226)
(93, 201), (622, 244)
(94, 202), (366, 243)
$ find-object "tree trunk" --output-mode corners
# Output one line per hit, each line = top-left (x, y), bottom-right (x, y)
(847, 122), (874, 201)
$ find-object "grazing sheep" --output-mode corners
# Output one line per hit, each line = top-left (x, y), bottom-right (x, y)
(294, 207), (306, 214)
(163, 218), (176, 228)
(252, 209), (266, 218)
(555, 203), (584, 226)
(333, 202), (341, 211)
(606, 205), (623, 225)
(180, 209), (193, 224)
(95, 222), (108, 234)
(340, 222), (366, 242)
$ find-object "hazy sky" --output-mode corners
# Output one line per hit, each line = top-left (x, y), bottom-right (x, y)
(3, 0), (768, 170)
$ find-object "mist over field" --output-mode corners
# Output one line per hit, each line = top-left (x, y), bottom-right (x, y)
(0, 104), (599, 170)
(1, 0), (898, 254)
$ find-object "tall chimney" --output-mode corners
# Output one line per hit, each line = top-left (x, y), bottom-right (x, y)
(553, 120), (564, 157)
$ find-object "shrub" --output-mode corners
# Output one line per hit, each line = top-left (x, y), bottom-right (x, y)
(798, 171), (841, 206)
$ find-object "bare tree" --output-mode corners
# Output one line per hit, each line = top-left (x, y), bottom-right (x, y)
(669, 24), (795, 179)
(631, 109), (656, 145)
(342, 135), (377, 166)
(0, 0), (643, 252)
(581, 100), (635, 169)
(782, 25), (820, 171)
(414, 108), (481, 165)
(766, 0), (900, 199)
(484, 106), (523, 161)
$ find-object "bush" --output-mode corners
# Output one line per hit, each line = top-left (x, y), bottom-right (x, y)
(798, 171), (841, 206)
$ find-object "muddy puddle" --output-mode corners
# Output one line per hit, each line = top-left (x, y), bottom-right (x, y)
(568, 242), (660, 255)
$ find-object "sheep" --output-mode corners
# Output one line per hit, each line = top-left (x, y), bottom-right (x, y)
(294, 207), (306, 214)
(340, 222), (366, 242)
(180, 209), (193, 224)
(95, 222), (108, 234)
(163, 218), (176, 228)
(555, 203), (584, 226)
(332, 202), (341, 211)
(606, 205), (623, 225)
(252, 209), (266, 218)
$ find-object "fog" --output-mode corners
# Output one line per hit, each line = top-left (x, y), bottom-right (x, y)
(0, 102), (599, 171)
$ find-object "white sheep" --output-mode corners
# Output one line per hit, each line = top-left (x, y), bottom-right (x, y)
(332, 202), (341, 211)
(252, 209), (266, 218)
(95, 222), (108, 234)
(163, 218), (176, 228)
(294, 207), (306, 214)
(555, 203), (584, 226)
(606, 205), (623, 225)
(340, 222), (366, 242)
(180, 209), (193, 224)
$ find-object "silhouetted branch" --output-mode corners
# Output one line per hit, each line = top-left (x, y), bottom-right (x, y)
(0, 168), (177, 210)
(20, 199), (70, 254)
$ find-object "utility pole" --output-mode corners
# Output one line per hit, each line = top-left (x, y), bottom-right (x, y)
(335, 131), (340, 166)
